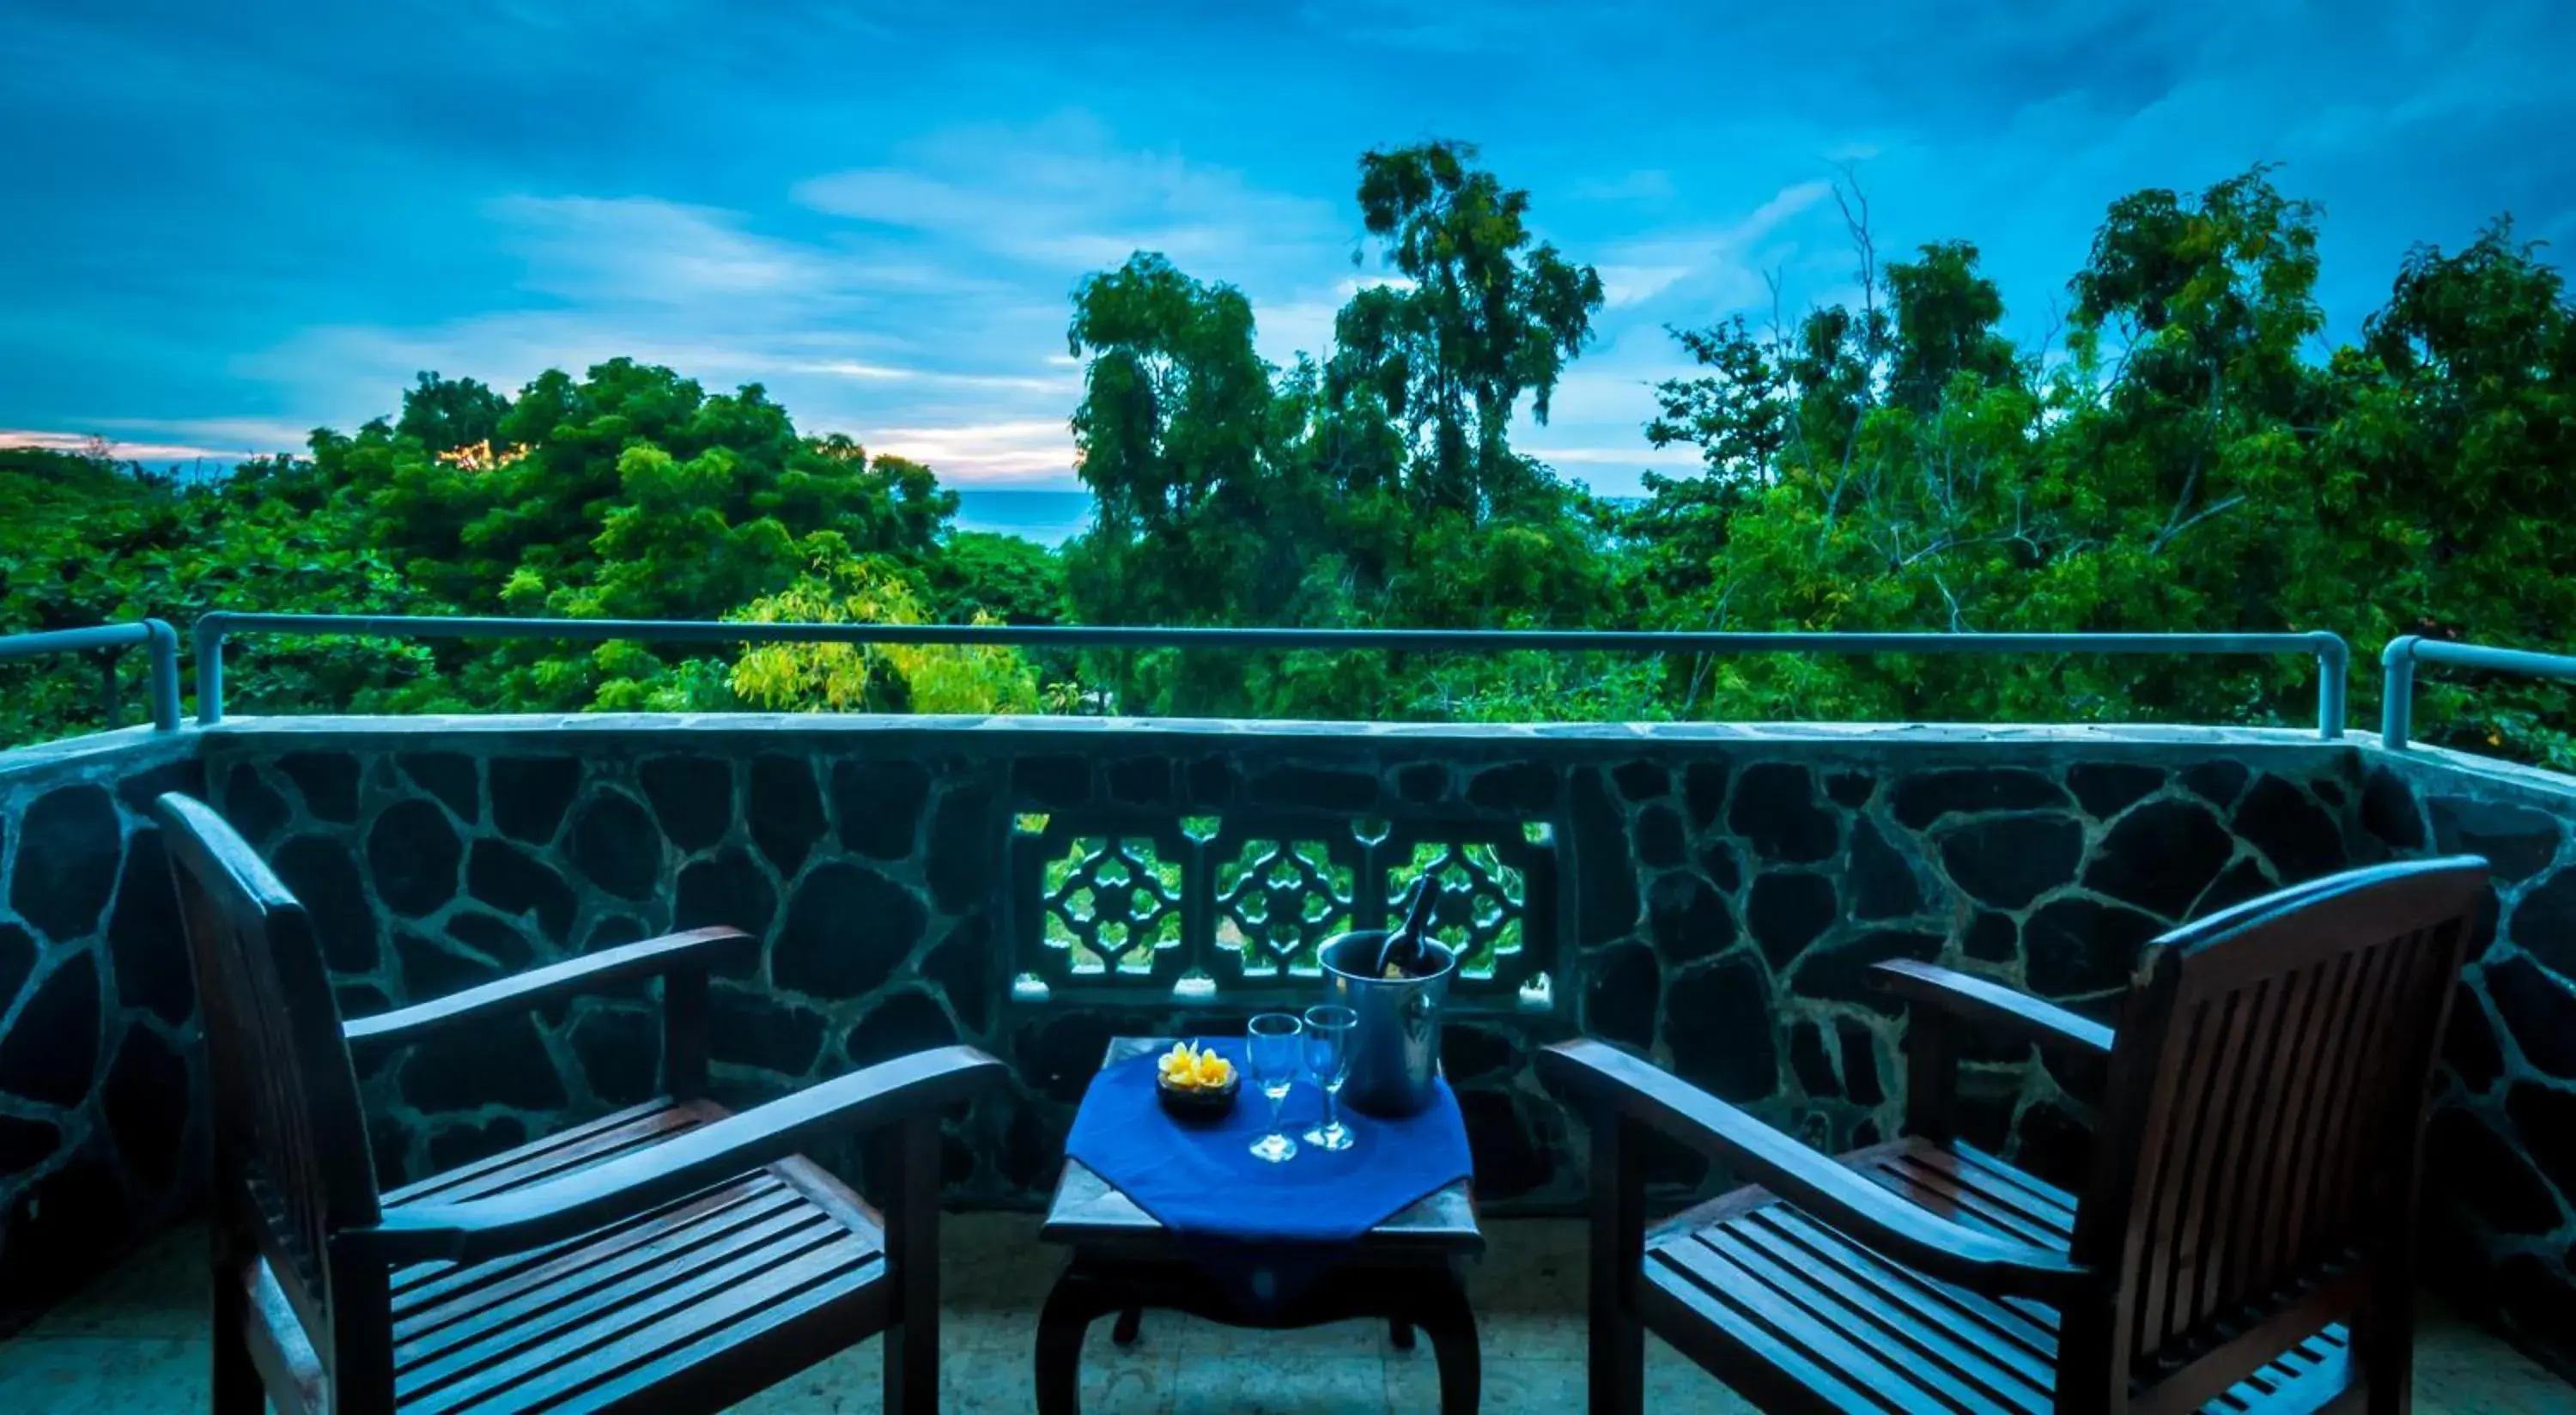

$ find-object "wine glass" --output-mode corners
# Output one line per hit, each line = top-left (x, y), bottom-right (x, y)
(1301, 1004), (1358, 1151)
(1244, 1012), (1303, 1163)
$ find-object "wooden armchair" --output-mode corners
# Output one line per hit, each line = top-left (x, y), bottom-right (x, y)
(155, 791), (1005, 1415)
(1543, 857), (2489, 1415)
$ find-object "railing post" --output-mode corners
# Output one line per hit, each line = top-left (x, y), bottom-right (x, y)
(2380, 636), (2421, 750)
(195, 612), (231, 726)
(144, 618), (182, 732)
(2312, 632), (2348, 741)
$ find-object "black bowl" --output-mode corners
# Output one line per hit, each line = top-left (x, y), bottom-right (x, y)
(1156, 1070), (1240, 1122)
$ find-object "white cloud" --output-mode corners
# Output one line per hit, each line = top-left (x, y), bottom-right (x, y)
(1521, 442), (1703, 467)
(793, 111), (1341, 282)
(787, 360), (1079, 394)
(1255, 276), (1416, 365)
(488, 195), (829, 304)
(1584, 179), (1838, 319)
(92, 415), (321, 451)
(863, 419), (1073, 481)
(0, 428), (277, 461)
(1597, 264), (1693, 309)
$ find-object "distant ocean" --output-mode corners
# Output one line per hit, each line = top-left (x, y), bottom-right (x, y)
(951, 489), (1093, 547)
(947, 489), (1658, 550)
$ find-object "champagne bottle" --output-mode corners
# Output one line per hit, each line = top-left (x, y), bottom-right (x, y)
(1376, 874), (1442, 978)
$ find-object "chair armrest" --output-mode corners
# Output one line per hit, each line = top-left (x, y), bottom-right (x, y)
(1870, 960), (2114, 1060)
(342, 927), (755, 1055)
(1539, 1040), (2093, 1303)
(351, 1045), (1007, 1265)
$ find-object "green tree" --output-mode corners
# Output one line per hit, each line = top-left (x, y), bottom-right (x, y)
(2324, 220), (2576, 760)
(394, 371), (511, 454)
(1062, 253), (1297, 631)
(1329, 140), (1607, 522)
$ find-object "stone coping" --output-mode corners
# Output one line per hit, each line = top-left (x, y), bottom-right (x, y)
(0, 726), (197, 787)
(2371, 736), (2576, 802)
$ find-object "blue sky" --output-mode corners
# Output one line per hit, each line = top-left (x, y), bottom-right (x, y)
(3, 0), (2569, 495)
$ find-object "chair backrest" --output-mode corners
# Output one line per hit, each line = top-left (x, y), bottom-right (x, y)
(155, 792), (380, 1368)
(2069, 856), (2487, 1405)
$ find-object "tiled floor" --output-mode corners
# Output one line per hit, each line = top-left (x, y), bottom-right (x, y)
(3, 1216), (2567, 1413)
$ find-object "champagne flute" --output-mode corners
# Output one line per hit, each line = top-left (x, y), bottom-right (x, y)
(1245, 1013), (1303, 1163)
(1301, 1004), (1358, 1151)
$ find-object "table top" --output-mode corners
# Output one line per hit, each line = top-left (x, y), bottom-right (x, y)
(1040, 1035), (1484, 1257)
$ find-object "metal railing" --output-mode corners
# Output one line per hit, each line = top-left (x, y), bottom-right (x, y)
(0, 621), (184, 732)
(2380, 636), (2576, 750)
(192, 612), (2352, 738)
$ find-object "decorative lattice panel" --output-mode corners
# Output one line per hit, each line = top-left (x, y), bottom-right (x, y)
(1026, 823), (1188, 981)
(1213, 836), (1356, 978)
(1381, 821), (1554, 998)
(1009, 811), (1558, 1008)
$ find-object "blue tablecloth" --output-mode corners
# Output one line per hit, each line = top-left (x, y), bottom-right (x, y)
(1064, 1038), (1473, 1312)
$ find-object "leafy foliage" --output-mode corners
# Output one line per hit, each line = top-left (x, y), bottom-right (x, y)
(730, 554), (1038, 714)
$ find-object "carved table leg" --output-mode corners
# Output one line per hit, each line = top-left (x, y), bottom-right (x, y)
(1036, 1266), (1128, 1415)
(1413, 1266), (1481, 1414)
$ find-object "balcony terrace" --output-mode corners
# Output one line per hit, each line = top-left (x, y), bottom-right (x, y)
(4, 1214), (2564, 1412)
(1, 620), (2573, 1411)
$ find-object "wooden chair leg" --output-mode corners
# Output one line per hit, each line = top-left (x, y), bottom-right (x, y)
(210, 1221), (262, 1415)
(2355, 1278), (2416, 1415)
(325, 1237), (396, 1415)
(881, 1115), (942, 1415)
(1587, 1111), (1646, 1415)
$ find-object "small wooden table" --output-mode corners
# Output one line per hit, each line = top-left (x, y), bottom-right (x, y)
(1035, 1035), (1485, 1414)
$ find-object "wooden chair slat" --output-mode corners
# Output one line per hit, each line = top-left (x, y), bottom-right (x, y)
(1638, 1254), (1897, 1415)
(531, 1258), (891, 1415)
(394, 1187), (841, 1364)
(2279, 938), (2396, 1284)
(1762, 1200), (2061, 1360)
(1762, 1207), (2062, 1364)
(386, 1101), (719, 1208)
(1905, 1145), (2081, 1230)
(1728, 1213), (2057, 1409)
(393, 1179), (799, 1332)
(398, 1213), (865, 1411)
(1701, 1223), (2042, 1415)
(2134, 992), (2244, 1357)
(2257, 947), (2368, 1285)
(2189, 965), (2318, 1340)
(1864, 1152), (2071, 1250)
(389, 1104), (739, 1302)
(1656, 1232), (1962, 1413)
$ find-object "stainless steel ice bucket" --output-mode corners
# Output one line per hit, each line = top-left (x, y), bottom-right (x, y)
(1319, 929), (1456, 1118)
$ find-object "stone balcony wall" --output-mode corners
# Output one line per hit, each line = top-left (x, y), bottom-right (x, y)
(0, 712), (2567, 1371)
(0, 729), (207, 1324)
(2370, 746), (2576, 1361)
